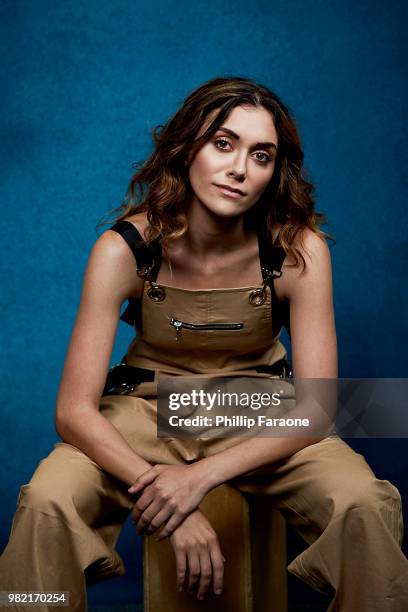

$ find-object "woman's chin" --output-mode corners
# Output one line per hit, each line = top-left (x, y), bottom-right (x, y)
(204, 201), (250, 219)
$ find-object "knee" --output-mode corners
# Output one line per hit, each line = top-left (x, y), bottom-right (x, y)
(17, 480), (72, 516)
(334, 477), (402, 517)
(329, 478), (403, 545)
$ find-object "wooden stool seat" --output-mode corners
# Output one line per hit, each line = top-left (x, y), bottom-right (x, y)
(143, 484), (287, 611)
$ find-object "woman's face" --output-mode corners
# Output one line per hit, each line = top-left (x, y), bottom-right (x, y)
(188, 104), (278, 219)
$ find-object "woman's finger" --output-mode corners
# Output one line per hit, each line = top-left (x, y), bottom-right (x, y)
(127, 482), (145, 494)
(128, 468), (159, 493)
(174, 547), (187, 592)
(197, 549), (212, 600)
(209, 544), (225, 595)
(187, 551), (200, 593)
(135, 499), (167, 534)
(155, 512), (185, 541)
(144, 507), (174, 535)
(132, 480), (162, 513)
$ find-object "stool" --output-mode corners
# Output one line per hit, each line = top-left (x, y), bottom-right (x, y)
(143, 484), (288, 611)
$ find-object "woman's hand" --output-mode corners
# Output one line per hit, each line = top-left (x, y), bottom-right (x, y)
(169, 508), (226, 600)
(128, 464), (211, 540)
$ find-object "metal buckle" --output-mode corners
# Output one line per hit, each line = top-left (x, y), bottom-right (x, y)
(261, 266), (282, 281)
(147, 283), (166, 301)
(118, 382), (136, 394)
(249, 287), (267, 306)
(137, 262), (155, 278)
(282, 361), (293, 379)
(103, 363), (138, 396)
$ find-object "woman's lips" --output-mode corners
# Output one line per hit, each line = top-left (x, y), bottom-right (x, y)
(215, 185), (244, 199)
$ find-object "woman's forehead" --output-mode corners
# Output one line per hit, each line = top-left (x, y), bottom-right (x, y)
(198, 104), (278, 144)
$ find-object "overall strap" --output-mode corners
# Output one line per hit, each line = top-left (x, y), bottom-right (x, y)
(258, 226), (286, 280)
(110, 220), (162, 279)
(109, 219), (162, 327)
(257, 226), (291, 338)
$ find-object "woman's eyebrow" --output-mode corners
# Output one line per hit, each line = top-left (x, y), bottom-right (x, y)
(217, 126), (277, 150)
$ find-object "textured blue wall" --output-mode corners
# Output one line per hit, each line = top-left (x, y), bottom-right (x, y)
(1, 0), (407, 607)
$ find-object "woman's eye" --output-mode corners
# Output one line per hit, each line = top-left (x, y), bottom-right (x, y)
(254, 151), (273, 164)
(214, 138), (231, 150)
(214, 139), (273, 164)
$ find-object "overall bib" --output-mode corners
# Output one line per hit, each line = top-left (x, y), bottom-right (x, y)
(1, 221), (407, 612)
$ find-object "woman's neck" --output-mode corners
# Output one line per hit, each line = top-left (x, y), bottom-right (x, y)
(180, 201), (251, 258)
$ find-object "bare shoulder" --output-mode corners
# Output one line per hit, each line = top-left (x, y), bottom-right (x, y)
(280, 227), (330, 271)
(296, 227), (330, 266)
(92, 225), (133, 265)
(99, 211), (150, 261)
(275, 227), (332, 301)
(87, 217), (149, 300)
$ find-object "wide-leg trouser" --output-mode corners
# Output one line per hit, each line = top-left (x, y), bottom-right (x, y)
(1, 393), (407, 611)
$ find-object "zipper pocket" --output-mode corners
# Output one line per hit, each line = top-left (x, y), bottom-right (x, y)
(170, 318), (244, 341)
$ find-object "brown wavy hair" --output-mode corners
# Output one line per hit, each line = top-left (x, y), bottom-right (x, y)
(96, 75), (333, 270)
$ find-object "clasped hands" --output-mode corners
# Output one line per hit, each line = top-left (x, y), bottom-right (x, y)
(128, 463), (211, 540)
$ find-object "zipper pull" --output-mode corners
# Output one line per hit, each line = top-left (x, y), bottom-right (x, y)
(170, 318), (183, 341)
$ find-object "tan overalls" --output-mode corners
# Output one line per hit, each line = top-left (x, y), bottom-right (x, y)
(1, 221), (407, 611)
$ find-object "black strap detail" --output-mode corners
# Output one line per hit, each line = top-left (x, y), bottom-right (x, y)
(102, 358), (292, 396)
(257, 226), (286, 281)
(102, 361), (155, 396)
(110, 219), (290, 339)
(109, 219), (162, 328)
(110, 220), (162, 274)
(255, 357), (292, 378)
(257, 227), (291, 338)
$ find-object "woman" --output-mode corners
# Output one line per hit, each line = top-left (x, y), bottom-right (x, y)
(1, 76), (407, 611)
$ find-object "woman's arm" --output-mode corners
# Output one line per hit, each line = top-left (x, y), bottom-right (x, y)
(55, 225), (226, 597)
(191, 228), (337, 481)
(54, 228), (152, 486)
(192, 228), (338, 488)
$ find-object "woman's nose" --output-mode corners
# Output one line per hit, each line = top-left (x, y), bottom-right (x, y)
(227, 152), (247, 180)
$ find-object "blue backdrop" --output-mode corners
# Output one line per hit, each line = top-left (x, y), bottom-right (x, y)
(1, 0), (407, 609)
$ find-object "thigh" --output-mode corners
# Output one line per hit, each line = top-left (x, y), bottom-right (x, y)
(20, 393), (159, 524)
(20, 392), (202, 522)
(18, 441), (134, 528)
(100, 392), (210, 464)
(227, 435), (401, 540)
